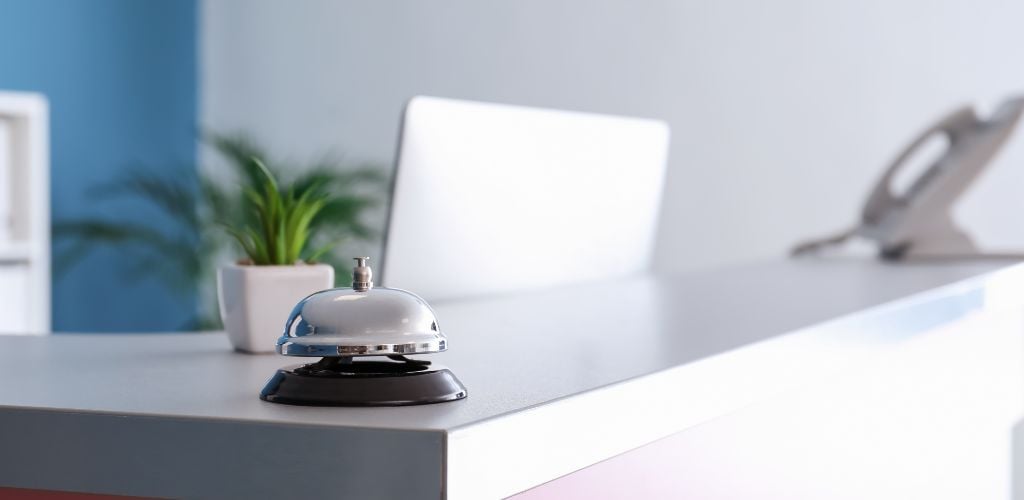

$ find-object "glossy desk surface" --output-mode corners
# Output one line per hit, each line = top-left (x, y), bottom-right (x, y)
(0, 259), (1016, 499)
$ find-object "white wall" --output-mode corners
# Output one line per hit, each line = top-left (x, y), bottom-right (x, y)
(201, 0), (1024, 274)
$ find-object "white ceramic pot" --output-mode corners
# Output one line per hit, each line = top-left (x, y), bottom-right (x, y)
(217, 263), (334, 353)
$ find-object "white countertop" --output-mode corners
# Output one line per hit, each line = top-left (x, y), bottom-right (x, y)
(0, 258), (1012, 499)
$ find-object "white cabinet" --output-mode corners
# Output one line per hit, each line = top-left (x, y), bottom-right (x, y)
(0, 265), (29, 332)
(0, 91), (49, 335)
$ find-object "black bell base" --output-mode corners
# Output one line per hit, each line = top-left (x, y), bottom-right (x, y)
(259, 357), (468, 407)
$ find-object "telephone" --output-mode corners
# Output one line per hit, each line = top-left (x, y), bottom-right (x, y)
(792, 96), (1024, 259)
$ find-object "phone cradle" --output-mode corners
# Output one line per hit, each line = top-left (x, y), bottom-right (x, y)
(793, 96), (1024, 260)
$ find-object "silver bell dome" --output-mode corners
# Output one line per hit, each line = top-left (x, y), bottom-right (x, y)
(277, 257), (447, 357)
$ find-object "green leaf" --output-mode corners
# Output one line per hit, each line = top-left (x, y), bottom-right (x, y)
(89, 169), (201, 230)
(205, 132), (275, 189)
(305, 236), (345, 263)
(223, 225), (257, 261)
(274, 213), (287, 264)
(245, 226), (269, 264)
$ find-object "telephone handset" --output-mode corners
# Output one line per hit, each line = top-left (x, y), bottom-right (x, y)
(793, 96), (1024, 259)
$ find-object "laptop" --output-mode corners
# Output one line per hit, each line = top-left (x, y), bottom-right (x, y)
(382, 96), (670, 301)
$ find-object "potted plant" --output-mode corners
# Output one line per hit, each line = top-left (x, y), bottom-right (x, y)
(217, 157), (336, 353)
(53, 133), (384, 332)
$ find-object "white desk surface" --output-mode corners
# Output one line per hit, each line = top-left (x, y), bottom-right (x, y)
(0, 258), (1013, 499)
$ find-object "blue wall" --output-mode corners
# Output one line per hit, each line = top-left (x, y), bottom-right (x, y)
(0, 0), (198, 331)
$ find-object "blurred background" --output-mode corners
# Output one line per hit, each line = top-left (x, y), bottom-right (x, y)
(1, 0), (1024, 332)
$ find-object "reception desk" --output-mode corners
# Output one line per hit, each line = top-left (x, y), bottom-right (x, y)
(0, 259), (1020, 499)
